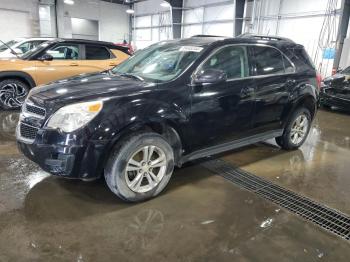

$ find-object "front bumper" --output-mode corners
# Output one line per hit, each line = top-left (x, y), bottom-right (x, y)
(17, 127), (109, 179)
(320, 90), (350, 111)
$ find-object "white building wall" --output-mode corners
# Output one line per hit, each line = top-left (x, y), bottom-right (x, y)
(0, 0), (129, 43)
(56, 0), (129, 42)
(246, 0), (341, 76)
(0, 0), (40, 41)
(182, 0), (235, 38)
(133, 0), (172, 49)
(134, 0), (167, 15)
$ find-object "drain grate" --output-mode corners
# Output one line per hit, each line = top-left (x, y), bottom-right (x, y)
(202, 158), (350, 241)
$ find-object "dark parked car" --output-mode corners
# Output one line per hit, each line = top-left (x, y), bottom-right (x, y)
(16, 35), (318, 202)
(320, 67), (350, 111)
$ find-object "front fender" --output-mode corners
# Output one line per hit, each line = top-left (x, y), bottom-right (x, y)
(86, 98), (189, 173)
(90, 98), (189, 143)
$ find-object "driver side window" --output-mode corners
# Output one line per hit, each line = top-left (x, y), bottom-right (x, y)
(46, 44), (80, 60)
(200, 45), (249, 79)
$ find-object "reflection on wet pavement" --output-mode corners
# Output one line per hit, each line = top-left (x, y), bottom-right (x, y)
(222, 109), (350, 214)
(0, 109), (350, 261)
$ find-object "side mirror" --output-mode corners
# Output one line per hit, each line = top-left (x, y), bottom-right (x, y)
(193, 69), (227, 85)
(38, 53), (53, 61)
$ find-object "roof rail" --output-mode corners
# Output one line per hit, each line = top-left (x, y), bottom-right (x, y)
(238, 33), (294, 43)
(191, 34), (226, 38)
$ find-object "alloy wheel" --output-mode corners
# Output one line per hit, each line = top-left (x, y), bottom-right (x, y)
(290, 114), (309, 145)
(125, 145), (167, 193)
(0, 83), (28, 108)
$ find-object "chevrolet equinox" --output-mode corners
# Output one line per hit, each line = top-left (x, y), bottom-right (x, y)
(16, 35), (318, 202)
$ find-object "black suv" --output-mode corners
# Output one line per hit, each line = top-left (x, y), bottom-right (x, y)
(16, 35), (318, 202)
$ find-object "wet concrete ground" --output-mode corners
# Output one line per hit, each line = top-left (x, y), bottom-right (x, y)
(0, 109), (350, 261)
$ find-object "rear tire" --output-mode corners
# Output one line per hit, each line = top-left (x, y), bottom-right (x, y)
(275, 107), (312, 150)
(105, 132), (174, 202)
(0, 79), (29, 110)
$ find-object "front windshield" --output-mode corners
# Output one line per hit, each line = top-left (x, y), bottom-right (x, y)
(112, 42), (204, 82)
(21, 41), (51, 59)
(0, 40), (18, 52)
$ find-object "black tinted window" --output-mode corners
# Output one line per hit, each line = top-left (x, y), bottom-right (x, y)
(85, 45), (111, 60)
(201, 46), (249, 79)
(254, 46), (285, 75)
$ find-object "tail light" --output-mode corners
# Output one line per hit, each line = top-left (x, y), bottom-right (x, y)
(316, 73), (322, 90)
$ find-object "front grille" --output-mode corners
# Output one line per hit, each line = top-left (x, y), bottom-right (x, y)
(19, 122), (38, 141)
(202, 159), (350, 241)
(25, 102), (46, 118)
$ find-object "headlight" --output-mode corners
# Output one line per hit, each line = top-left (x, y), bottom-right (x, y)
(47, 100), (103, 132)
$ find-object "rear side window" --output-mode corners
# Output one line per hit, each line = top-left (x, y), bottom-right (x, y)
(85, 45), (111, 60)
(200, 45), (249, 79)
(253, 46), (285, 75)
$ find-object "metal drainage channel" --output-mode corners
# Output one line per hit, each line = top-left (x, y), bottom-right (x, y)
(201, 159), (350, 241)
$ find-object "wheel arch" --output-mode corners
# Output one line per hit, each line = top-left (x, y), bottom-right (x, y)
(292, 95), (317, 119)
(0, 71), (36, 88)
(113, 120), (184, 166)
(283, 94), (317, 130)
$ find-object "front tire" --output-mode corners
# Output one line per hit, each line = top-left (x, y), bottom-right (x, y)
(276, 107), (312, 150)
(105, 132), (174, 202)
(0, 79), (29, 110)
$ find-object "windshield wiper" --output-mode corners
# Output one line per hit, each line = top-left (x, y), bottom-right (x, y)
(120, 73), (144, 82)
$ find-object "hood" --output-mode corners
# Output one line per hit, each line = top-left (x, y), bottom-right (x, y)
(0, 58), (27, 69)
(323, 73), (347, 86)
(324, 73), (345, 81)
(30, 71), (155, 104)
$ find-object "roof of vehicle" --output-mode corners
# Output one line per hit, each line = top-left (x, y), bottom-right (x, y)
(14, 37), (55, 41)
(163, 34), (300, 49)
(44, 38), (129, 52)
(19, 38), (130, 57)
(57, 38), (117, 46)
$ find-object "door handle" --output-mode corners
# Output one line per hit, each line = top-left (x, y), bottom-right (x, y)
(69, 63), (79, 66)
(109, 62), (117, 66)
(240, 87), (254, 98)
